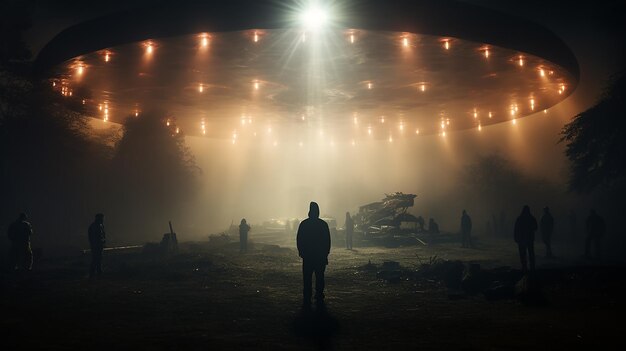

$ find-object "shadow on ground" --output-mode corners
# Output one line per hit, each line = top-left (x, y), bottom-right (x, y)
(292, 305), (340, 349)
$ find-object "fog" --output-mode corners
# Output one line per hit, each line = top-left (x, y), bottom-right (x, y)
(180, 9), (623, 240)
(184, 93), (582, 236)
(3, 0), (625, 259)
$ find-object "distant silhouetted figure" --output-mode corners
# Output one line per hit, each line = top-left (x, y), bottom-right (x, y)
(297, 202), (331, 308)
(428, 218), (439, 234)
(345, 212), (354, 250)
(7, 213), (33, 271)
(460, 210), (472, 248)
(88, 213), (106, 278)
(540, 207), (555, 258)
(417, 216), (425, 232)
(514, 206), (537, 274)
(585, 210), (605, 259)
(239, 218), (251, 253)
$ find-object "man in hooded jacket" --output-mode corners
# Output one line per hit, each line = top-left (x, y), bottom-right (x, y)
(296, 202), (331, 307)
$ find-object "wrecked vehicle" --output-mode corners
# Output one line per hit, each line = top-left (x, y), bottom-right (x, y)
(354, 192), (419, 237)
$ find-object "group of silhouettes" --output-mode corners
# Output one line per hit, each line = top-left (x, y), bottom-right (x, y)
(7, 203), (607, 308)
(7, 212), (106, 278)
(459, 206), (605, 273)
(513, 206), (605, 273)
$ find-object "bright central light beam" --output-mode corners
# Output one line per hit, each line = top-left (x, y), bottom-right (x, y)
(300, 5), (329, 31)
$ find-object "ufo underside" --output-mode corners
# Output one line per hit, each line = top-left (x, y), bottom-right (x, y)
(39, 1), (577, 143)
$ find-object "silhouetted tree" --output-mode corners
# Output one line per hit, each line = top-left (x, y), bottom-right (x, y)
(1, 4), (198, 247)
(458, 154), (567, 236)
(561, 69), (626, 192)
(110, 113), (200, 237)
(0, 5), (112, 247)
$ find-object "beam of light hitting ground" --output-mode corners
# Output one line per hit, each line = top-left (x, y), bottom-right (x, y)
(48, 5), (574, 147)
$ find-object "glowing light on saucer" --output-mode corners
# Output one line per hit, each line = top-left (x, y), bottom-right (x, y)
(300, 5), (329, 31)
(200, 34), (209, 48)
(48, 25), (575, 139)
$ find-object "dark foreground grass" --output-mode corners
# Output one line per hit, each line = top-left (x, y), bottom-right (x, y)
(1, 238), (624, 350)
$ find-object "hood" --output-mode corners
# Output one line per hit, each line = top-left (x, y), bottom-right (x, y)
(308, 202), (320, 219)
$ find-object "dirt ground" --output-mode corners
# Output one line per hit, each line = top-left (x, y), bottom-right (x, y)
(1, 233), (624, 350)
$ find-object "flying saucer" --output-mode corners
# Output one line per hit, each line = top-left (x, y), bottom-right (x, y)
(37, 1), (578, 142)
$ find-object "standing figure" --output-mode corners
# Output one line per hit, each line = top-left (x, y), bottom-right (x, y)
(345, 212), (354, 250)
(460, 210), (473, 248)
(7, 213), (33, 271)
(585, 210), (605, 259)
(540, 207), (555, 258)
(296, 202), (331, 308)
(416, 216), (425, 232)
(514, 206), (538, 274)
(239, 218), (251, 253)
(428, 218), (439, 234)
(88, 213), (106, 278)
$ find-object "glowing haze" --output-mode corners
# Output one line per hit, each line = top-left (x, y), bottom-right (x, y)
(45, 2), (593, 237)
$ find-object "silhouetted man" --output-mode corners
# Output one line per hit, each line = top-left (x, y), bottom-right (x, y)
(540, 207), (555, 258)
(428, 218), (439, 234)
(345, 212), (354, 250)
(239, 218), (250, 253)
(461, 210), (472, 248)
(514, 206), (537, 274)
(88, 213), (106, 278)
(297, 202), (331, 308)
(417, 216), (425, 232)
(585, 210), (605, 259)
(7, 213), (33, 271)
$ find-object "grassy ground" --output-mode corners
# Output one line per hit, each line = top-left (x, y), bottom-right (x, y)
(1, 233), (624, 350)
